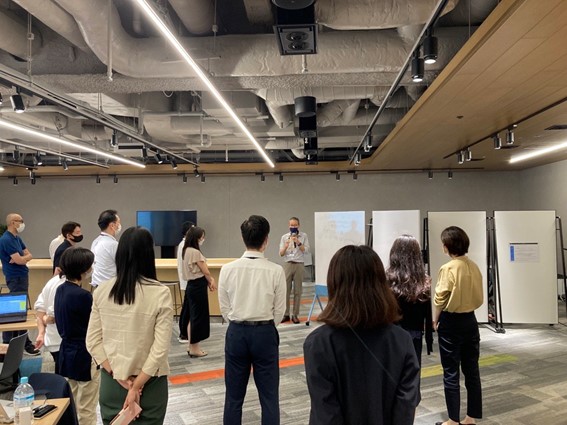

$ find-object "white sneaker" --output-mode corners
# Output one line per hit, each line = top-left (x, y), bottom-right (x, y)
(178, 337), (188, 343)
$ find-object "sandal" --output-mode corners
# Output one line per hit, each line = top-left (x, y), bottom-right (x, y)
(188, 350), (208, 358)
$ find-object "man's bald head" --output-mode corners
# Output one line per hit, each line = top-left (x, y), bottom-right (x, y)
(6, 213), (21, 226)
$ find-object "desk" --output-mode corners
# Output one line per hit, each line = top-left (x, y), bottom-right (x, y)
(34, 398), (70, 425)
(0, 312), (37, 333)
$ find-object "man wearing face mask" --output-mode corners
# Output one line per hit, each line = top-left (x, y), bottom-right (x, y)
(90, 210), (121, 288)
(0, 213), (40, 354)
(279, 217), (310, 324)
(53, 221), (83, 274)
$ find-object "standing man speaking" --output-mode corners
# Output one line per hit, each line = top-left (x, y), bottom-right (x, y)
(279, 217), (310, 324)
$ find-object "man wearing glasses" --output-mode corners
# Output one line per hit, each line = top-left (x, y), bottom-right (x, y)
(0, 213), (40, 355)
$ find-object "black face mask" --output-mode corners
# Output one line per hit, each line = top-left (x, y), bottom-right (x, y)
(71, 234), (84, 243)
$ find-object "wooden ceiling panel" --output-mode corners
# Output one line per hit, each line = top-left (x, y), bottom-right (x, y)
(366, 0), (567, 172)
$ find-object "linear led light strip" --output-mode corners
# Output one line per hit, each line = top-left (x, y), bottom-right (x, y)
(0, 118), (145, 168)
(133, 0), (275, 168)
(0, 137), (109, 168)
(509, 141), (567, 164)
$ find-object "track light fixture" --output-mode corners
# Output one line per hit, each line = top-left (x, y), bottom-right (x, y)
(170, 158), (178, 169)
(10, 91), (25, 114)
(363, 133), (372, 153)
(457, 151), (464, 164)
(411, 51), (424, 83)
(335, 172), (340, 181)
(423, 30), (438, 64)
(13, 148), (20, 162)
(0, 94), (3, 105)
(354, 152), (361, 166)
(31, 176), (36, 185)
(352, 172), (358, 181)
(260, 173), (265, 182)
(113, 174), (118, 184)
(96, 175), (101, 184)
(194, 168), (200, 178)
(62, 159), (69, 171)
(493, 133), (502, 150)
(155, 152), (163, 164)
(465, 148), (472, 162)
(110, 130), (119, 147)
(506, 127), (515, 145)
(29, 170), (35, 180)
(200, 174), (206, 183)
(428, 170), (434, 179)
(278, 173), (284, 182)
(35, 152), (43, 166)
(448, 170), (453, 179)
(182, 173), (187, 183)
(13, 176), (18, 185)
(141, 146), (148, 161)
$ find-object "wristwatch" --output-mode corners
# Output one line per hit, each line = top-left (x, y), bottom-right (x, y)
(297, 242), (302, 247)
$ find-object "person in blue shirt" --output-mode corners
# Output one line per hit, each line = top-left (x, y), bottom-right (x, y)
(0, 213), (39, 355)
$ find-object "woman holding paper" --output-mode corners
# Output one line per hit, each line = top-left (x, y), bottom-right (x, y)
(87, 227), (173, 424)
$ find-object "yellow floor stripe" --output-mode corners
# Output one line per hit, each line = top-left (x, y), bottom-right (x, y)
(421, 354), (517, 378)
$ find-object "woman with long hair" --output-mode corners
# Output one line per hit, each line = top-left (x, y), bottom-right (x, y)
(303, 245), (421, 425)
(434, 226), (483, 425)
(87, 227), (173, 425)
(181, 226), (216, 357)
(387, 234), (433, 365)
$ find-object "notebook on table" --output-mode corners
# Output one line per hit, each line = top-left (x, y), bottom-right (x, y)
(0, 292), (28, 324)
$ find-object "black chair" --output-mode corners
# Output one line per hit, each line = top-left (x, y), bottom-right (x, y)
(28, 373), (79, 425)
(0, 332), (27, 394)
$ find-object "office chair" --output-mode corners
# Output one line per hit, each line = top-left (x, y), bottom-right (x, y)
(28, 373), (79, 425)
(0, 332), (27, 394)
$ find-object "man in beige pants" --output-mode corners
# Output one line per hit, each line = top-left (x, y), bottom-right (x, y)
(279, 217), (310, 324)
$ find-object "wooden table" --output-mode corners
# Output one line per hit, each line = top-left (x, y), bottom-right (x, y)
(34, 398), (70, 425)
(0, 311), (37, 332)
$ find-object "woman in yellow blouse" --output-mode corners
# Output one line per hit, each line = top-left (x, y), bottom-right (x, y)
(434, 226), (483, 425)
(182, 226), (216, 357)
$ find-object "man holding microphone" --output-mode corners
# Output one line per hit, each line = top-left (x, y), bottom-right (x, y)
(279, 217), (310, 324)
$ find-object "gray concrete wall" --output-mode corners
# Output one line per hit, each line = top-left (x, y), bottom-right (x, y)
(0, 170), (522, 265)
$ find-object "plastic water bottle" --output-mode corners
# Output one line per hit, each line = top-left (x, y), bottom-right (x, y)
(13, 376), (34, 425)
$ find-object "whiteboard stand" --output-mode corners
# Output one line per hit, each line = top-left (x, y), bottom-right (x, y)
(306, 285), (328, 326)
(556, 217), (567, 318)
(487, 217), (505, 333)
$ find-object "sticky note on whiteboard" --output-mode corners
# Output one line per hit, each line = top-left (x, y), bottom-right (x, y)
(509, 243), (539, 262)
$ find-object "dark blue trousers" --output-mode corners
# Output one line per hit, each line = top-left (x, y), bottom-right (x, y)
(2, 275), (32, 346)
(223, 322), (280, 425)
(438, 311), (483, 422)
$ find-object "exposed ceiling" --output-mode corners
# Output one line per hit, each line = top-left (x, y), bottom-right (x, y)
(0, 0), (563, 179)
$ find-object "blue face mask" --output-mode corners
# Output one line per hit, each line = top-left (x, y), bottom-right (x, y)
(290, 227), (299, 235)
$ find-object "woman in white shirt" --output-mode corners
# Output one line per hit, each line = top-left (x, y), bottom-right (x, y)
(182, 226), (216, 357)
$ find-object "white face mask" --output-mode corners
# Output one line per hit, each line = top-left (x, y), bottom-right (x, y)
(84, 269), (93, 280)
(16, 222), (25, 233)
(198, 239), (205, 247)
(115, 223), (122, 234)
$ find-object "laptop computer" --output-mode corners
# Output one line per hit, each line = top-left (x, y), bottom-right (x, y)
(0, 292), (28, 324)
(0, 399), (15, 423)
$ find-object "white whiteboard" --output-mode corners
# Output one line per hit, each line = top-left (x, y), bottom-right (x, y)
(372, 210), (421, 270)
(428, 211), (489, 322)
(495, 211), (557, 324)
(314, 211), (365, 285)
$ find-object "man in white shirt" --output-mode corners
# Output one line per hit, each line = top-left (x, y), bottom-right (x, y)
(34, 274), (66, 372)
(48, 234), (64, 261)
(177, 220), (195, 343)
(278, 216), (310, 324)
(90, 210), (121, 288)
(218, 215), (286, 425)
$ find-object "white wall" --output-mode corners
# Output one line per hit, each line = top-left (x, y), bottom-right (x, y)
(0, 171), (521, 266)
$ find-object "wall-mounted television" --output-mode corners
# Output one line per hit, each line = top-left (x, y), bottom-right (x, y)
(136, 210), (197, 247)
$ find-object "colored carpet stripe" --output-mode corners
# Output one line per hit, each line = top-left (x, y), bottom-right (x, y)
(170, 353), (517, 385)
(170, 356), (306, 385)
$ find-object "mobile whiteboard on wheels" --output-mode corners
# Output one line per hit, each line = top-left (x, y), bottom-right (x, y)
(314, 211), (365, 285)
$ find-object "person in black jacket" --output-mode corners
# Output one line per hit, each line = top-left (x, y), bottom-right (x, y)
(303, 245), (420, 425)
(387, 234), (433, 366)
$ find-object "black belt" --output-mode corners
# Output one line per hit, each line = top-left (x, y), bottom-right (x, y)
(287, 261), (304, 264)
(231, 320), (274, 326)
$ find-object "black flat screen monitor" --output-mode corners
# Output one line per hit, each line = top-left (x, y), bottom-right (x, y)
(136, 210), (197, 247)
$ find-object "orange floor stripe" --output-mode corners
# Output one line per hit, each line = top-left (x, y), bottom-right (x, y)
(169, 356), (306, 385)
